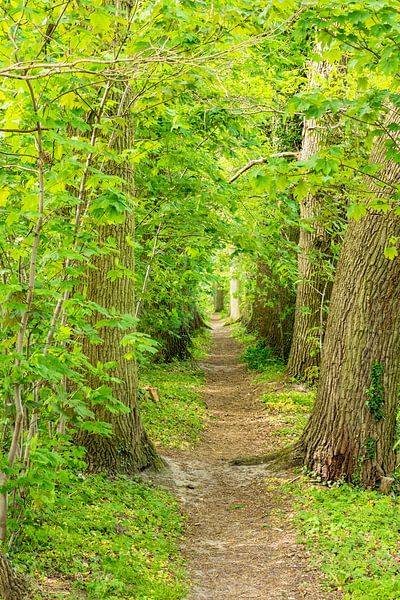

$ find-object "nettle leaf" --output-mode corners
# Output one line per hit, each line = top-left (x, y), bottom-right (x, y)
(293, 179), (309, 201)
(348, 203), (367, 221)
(384, 237), (399, 260)
(96, 312), (138, 330)
(121, 331), (159, 358)
(384, 246), (398, 260)
(90, 191), (132, 223)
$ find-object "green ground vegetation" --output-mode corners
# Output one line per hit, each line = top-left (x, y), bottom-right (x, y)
(140, 331), (210, 449)
(12, 475), (188, 600)
(294, 484), (400, 599)
(232, 323), (286, 380)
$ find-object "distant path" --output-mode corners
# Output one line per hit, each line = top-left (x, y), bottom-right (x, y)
(153, 316), (339, 599)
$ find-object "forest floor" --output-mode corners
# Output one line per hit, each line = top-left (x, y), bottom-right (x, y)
(150, 316), (339, 600)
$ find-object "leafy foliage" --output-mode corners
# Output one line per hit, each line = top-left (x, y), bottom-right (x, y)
(367, 362), (385, 421)
(12, 475), (188, 599)
(295, 485), (400, 599)
(242, 341), (280, 371)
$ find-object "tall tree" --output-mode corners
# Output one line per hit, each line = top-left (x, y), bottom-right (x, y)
(287, 58), (334, 380)
(75, 79), (161, 473)
(74, 0), (161, 472)
(300, 107), (400, 488)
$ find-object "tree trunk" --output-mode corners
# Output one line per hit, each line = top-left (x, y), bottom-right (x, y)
(229, 277), (240, 321)
(76, 83), (160, 474)
(249, 261), (295, 360)
(300, 107), (400, 487)
(0, 552), (27, 600)
(214, 285), (224, 312)
(287, 59), (333, 380)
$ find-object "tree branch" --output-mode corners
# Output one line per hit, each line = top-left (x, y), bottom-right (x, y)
(228, 152), (299, 184)
(0, 127), (51, 133)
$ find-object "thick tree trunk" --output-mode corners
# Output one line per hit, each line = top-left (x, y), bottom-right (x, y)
(249, 262), (295, 360)
(77, 224), (160, 473)
(0, 552), (27, 600)
(287, 60), (333, 379)
(300, 108), (400, 487)
(229, 277), (240, 321)
(76, 83), (160, 474)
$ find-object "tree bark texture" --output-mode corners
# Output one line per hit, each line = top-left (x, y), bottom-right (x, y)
(76, 84), (160, 474)
(300, 107), (400, 487)
(0, 552), (27, 600)
(287, 60), (334, 380)
(248, 261), (295, 360)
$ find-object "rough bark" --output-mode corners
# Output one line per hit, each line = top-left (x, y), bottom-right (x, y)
(0, 552), (27, 600)
(300, 107), (400, 487)
(287, 60), (334, 380)
(248, 261), (295, 360)
(76, 84), (160, 474)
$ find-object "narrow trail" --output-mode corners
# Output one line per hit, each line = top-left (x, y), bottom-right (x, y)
(152, 317), (338, 600)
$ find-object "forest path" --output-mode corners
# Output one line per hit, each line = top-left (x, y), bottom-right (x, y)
(151, 316), (337, 600)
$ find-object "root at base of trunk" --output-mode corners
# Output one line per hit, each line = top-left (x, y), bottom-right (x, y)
(229, 444), (303, 469)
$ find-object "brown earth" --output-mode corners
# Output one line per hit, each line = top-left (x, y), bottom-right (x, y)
(152, 316), (340, 600)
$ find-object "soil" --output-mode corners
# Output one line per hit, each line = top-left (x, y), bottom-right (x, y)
(151, 316), (341, 600)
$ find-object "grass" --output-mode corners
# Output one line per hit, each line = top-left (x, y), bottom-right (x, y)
(12, 474), (188, 599)
(294, 484), (400, 599)
(262, 390), (315, 441)
(139, 330), (210, 449)
(237, 329), (400, 599)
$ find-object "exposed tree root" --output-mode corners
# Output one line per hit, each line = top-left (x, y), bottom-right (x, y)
(229, 444), (303, 469)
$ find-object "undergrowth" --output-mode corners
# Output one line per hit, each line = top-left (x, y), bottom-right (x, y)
(231, 322), (285, 380)
(262, 390), (314, 442)
(10, 330), (211, 598)
(139, 330), (210, 449)
(262, 381), (400, 598)
(12, 474), (188, 599)
(294, 484), (400, 599)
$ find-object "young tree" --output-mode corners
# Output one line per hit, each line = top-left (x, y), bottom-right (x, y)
(300, 107), (400, 488)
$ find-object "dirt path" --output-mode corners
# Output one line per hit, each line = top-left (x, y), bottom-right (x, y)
(152, 317), (337, 600)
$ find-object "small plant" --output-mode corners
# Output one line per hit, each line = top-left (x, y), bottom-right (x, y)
(242, 340), (281, 371)
(364, 436), (377, 460)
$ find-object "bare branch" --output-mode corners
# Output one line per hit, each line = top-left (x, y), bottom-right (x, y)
(229, 152), (299, 184)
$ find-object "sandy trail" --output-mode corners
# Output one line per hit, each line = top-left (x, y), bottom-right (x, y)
(151, 316), (338, 600)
